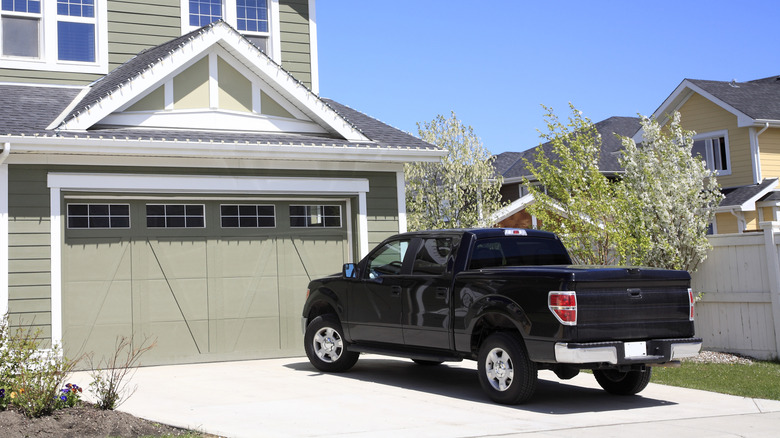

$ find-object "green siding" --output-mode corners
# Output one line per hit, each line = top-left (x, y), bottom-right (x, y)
(279, 0), (312, 88)
(0, 0), (312, 88)
(7, 166), (52, 339)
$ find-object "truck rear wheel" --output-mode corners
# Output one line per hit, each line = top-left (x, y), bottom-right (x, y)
(304, 315), (359, 373)
(477, 332), (538, 404)
(593, 368), (652, 395)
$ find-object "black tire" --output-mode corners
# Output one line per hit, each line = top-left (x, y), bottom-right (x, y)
(477, 332), (538, 404)
(593, 368), (652, 395)
(411, 359), (443, 366)
(304, 315), (359, 373)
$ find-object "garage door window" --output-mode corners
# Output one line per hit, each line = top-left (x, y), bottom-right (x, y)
(67, 203), (130, 229)
(146, 204), (205, 228)
(289, 205), (341, 228)
(220, 204), (275, 228)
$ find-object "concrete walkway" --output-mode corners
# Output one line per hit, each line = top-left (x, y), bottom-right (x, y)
(72, 355), (780, 437)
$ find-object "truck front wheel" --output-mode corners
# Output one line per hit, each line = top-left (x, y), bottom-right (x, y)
(477, 332), (538, 404)
(593, 368), (652, 395)
(304, 315), (359, 372)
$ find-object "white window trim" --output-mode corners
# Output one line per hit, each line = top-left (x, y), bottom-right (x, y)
(47, 172), (370, 347)
(0, 0), (108, 74)
(180, 0), (281, 64)
(693, 129), (732, 176)
(66, 203), (131, 229)
(220, 204), (277, 228)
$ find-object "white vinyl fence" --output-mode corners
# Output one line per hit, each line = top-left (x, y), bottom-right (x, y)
(691, 222), (780, 360)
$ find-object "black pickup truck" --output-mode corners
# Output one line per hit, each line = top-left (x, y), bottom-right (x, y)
(301, 228), (701, 404)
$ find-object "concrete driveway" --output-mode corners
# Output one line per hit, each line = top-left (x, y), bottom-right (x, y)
(73, 354), (780, 437)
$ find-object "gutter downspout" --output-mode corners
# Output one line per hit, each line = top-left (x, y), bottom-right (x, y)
(0, 142), (10, 165)
(729, 208), (746, 233)
(1, 142), (9, 317)
(752, 122), (770, 184)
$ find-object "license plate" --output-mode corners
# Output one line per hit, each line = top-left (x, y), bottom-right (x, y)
(624, 341), (647, 358)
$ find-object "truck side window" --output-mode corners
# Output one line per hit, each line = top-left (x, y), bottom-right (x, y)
(367, 239), (410, 278)
(412, 237), (454, 275)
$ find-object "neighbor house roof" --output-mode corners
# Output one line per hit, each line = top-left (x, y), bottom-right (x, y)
(635, 75), (780, 143)
(496, 116), (641, 182)
(718, 178), (779, 211)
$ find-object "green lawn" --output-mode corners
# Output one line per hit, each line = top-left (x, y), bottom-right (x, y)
(652, 360), (780, 400)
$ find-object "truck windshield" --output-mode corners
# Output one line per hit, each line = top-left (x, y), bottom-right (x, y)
(469, 237), (572, 269)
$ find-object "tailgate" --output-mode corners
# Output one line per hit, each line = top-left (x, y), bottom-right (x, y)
(574, 274), (694, 342)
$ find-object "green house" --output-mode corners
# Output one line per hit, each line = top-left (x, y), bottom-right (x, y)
(0, 1), (442, 365)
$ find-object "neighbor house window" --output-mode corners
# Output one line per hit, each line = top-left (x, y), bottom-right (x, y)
(67, 204), (130, 229)
(1, 0), (106, 72)
(692, 132), (730, 175)
(146, 204), (205, 228)
(220, 204), (275, 228)
(289, 205), (341, 228)
(182, 0), (274, 56)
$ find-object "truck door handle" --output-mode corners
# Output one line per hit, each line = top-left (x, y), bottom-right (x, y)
(391, 286), (401, 296)
(436, 287), (448, 299)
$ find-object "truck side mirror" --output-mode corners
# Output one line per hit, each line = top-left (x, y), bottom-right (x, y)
(343, 263), (357, 279)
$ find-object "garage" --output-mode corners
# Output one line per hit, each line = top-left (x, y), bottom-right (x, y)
(61, 196), (349, 365)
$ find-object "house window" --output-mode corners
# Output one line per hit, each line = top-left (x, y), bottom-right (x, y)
(182, 0), (275, 57)
(289, 205), (342, 228)
(67, 204), (130, 229)
(57, 0), (96, 62)
(146, 204), (205, 228)
(0, 0), (106, 72)
(1, 0), (41, 57)
(220, 204), (275, 228)
(692, 132), (730, 175)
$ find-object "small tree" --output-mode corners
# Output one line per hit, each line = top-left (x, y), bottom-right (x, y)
(524, 104), (633, 265)
(619, 112), (723, 271)
(405, 112), (503, 231)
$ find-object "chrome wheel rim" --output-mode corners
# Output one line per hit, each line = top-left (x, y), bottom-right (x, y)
(485, 347), (514, 391)
(313, 326), (344, 363)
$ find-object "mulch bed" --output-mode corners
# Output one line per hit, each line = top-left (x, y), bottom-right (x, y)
(0, 403), (204, 438)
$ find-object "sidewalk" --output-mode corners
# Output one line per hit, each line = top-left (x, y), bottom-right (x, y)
(72, 354), (780, 437)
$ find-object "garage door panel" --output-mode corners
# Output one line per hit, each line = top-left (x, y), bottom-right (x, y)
(64, 324), (134, 360)
(65, 280), (133, 325)
(216, 277), (279, 318)
(213, 317), (280, 352)
(140, 320), (209, 360)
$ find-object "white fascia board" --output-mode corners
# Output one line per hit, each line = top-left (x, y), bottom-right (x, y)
(48, 173), (370, 195)
(490, 193), (536, 223)
(2, 136), (445, 164)
(60, 23), (369, 142)
(716, 179), (779, 213)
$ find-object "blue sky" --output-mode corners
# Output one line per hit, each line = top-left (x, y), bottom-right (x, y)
(316, 0), (779, 155)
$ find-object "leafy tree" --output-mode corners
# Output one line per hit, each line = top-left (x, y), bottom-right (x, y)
(619, 112), (723, 271)
(523, 104), (633, 265)
(524, 105), (722, 272)
(405, 112), (503, 231)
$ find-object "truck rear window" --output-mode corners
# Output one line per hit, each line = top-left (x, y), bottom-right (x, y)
(469, 237), (571, 269)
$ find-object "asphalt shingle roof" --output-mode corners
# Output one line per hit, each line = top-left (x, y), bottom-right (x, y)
(497, 116), (641, 179)
(720, 178), (779, 208)
(0, 22), (436, 151)
(689, 76), (780, 121)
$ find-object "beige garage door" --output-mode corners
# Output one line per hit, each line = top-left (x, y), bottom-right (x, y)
(62, 198), (349, 365)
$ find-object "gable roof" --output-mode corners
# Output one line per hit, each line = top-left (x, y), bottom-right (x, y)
(497, 116), (641, 182)
(637, 75), (780, 140)
(0, 22), (442, 163)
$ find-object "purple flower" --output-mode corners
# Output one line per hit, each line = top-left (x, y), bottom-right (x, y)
(60, 395), (67, 401)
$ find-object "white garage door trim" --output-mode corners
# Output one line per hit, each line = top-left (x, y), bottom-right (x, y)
(48, 172), (370, 349)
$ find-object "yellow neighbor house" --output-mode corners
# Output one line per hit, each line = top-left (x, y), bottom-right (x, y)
(635, 76), (780, 234)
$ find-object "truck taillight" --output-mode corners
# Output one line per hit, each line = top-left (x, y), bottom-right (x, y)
(549, 291), (577, 326)
(306, 288), (310, 298)
(688, 288), (695, 321)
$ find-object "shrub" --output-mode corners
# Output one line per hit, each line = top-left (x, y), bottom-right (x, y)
(0, 314), (80, 417)
(89, 335), (156, 410)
